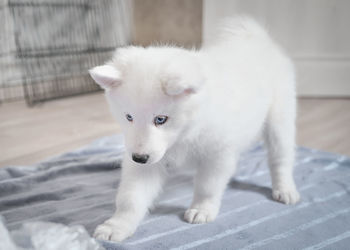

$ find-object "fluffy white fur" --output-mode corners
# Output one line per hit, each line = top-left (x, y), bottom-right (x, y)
(89, 17), (300, 242)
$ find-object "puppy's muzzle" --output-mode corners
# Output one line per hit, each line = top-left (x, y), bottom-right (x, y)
(132, 153), (149, 164)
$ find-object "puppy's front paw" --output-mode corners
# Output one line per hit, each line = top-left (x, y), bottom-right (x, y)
(184, 208), (217, 224)
(272, 186), (300, 205)
(93, 221), (134, 242)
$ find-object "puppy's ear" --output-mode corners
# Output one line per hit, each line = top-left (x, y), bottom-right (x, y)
(161, 75), (201, 96)
(89, 65), (121, 89)
(161, 63), (205, 97)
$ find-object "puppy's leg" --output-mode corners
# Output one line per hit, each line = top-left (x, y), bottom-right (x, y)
(94, 160), (165, 242)
(265, 85), (300, 205)
(184, 155), (237, 224)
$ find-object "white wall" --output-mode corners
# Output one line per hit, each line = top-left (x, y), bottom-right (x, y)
(203, 0), (350, 97)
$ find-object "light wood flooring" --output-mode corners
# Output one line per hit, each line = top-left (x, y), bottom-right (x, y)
(0, 93), (349, 167)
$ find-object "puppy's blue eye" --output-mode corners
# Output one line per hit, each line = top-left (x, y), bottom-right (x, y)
(154, 115), (168, 126)
(126, 114), (133, 122)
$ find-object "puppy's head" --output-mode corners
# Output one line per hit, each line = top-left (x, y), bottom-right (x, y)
(89, 46), (204, 165)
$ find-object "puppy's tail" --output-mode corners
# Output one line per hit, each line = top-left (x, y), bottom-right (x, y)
(218, 16), (269, 39)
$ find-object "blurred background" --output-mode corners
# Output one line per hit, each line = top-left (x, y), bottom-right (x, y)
(0, 0), (349, 167)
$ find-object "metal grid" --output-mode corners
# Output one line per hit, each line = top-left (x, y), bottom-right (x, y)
(0, 0), (132, 105)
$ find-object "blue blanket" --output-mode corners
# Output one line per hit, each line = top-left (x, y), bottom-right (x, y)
(1, 135), (350, 250)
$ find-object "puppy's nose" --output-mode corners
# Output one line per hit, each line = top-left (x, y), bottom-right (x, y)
(132, 153), (149, 164)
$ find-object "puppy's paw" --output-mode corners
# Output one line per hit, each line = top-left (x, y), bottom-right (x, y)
(184, 208), (217, 224)
(93, 221), (134, 242)
(272, 186), (300, 205)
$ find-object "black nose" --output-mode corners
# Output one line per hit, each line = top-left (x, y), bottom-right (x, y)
(132, 153), (149, 164)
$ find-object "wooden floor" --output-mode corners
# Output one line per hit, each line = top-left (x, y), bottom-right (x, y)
(0, 93), (349, 167)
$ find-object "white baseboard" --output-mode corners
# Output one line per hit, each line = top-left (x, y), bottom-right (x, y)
(295, 58), (350, 97)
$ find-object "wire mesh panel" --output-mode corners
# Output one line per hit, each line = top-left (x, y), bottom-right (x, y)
(0, 0), (132, 105)
(0, 0), (24, 103)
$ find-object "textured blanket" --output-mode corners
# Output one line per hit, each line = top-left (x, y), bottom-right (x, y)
(1, 135), (350, 250)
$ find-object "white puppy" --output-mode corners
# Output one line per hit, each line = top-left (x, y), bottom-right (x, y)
(89, 17), (300, 242)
